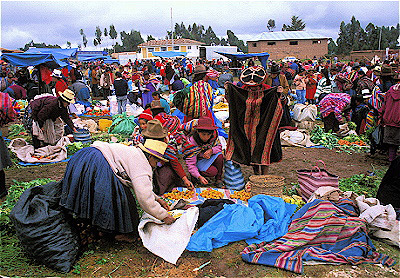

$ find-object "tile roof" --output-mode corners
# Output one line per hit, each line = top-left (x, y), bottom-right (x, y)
(247, 31), (330, 42)
(138, 38), (205, 47)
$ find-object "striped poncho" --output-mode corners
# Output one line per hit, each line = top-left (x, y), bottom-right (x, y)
(241, 199), (396, 273)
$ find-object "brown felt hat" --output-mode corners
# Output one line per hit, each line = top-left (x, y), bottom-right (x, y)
(193, 64), (208, 75)
(195, 116), (218, 131)
(150, 100), (163, 110)
(142, 119), (168, 139)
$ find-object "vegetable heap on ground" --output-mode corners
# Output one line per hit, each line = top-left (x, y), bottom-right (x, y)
(310, 125), (369, 153)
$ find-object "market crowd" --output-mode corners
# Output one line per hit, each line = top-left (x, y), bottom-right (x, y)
(1, 52), (399, 244)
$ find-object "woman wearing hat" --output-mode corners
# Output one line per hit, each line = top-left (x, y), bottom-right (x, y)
(60, 139), (176, 243)
(30, 89), (77, 148)
(139, 119), (194, 194)
(51, 69), (68, 96)
(183, 116), (224, 187)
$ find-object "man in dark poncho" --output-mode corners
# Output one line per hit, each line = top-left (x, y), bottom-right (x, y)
(225, 66), (283, 175)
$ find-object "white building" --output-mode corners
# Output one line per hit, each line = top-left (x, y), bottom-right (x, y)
(138, 38), (205, 59)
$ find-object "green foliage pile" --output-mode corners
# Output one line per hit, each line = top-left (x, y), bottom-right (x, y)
(339, 168), (386, 197)
(0, 179), (55, 232)
(66, 142), (91, 156)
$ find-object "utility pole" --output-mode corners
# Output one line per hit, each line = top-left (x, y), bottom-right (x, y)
(378, 28), (382, 60)
(171, 7), (174, 51)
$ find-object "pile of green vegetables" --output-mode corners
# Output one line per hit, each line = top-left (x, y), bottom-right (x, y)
(7, 124), (29, 138)
(0, 178), (54, 232)
(310, 125), (339, 149)
(310, 125), (369, 154)
(66, 142), (91, 156)
(339, 168), (386, 197)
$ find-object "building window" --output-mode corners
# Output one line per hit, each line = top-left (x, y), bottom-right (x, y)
(161, 47), (167, 51)
(289, 41), (298, 45)
(174, 45), (180, 50)
(148, 47), (155, 52)
(313, 40), (321, 44)
(252, 43), (257, 47)
(188, 46), (191, 49)
(267, 41), (276, 46)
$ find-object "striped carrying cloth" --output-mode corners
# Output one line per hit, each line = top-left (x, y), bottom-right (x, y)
(241, 199), (396, 274)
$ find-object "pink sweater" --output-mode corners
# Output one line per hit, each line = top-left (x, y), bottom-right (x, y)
(185, 136), (222, 178)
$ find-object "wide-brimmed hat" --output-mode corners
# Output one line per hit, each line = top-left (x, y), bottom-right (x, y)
(138, 139), (168, 162)
(142, 119), (168, 139)
(195, 116), (218, 131)
(150, 100), (164, 110)
(193, 64), (208, 75)
(51, 69), (63, 78)
(59, 89), (75, 104)
(268, 64), (280, 74)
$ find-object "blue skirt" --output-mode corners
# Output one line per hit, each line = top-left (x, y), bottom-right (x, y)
(60, 147), (139, 235)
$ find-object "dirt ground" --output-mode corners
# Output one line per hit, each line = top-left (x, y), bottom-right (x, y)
(3, 146), (399, 278)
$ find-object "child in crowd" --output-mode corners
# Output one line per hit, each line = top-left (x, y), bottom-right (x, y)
(183, 116), (224, 188)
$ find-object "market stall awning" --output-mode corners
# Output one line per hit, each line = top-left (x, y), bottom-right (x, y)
(81, 55), (107, 61)
(103, 58), (120, 64)
(151, 51), (187, 58)
(215, 52), (270, 69)
(25, 48), (77, 59)
(1, 53), (65, 68)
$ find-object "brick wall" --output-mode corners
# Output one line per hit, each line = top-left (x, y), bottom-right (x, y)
(248, 39), (328, 60)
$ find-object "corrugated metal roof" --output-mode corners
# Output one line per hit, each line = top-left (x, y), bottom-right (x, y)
(247, 31), (330, 42)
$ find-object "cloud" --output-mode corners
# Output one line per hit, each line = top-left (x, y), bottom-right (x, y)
(1, 1), (398, 50)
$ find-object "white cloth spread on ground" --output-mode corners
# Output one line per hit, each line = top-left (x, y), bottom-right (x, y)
(280, 130), (315, 148)
(8, 137), (70, 163)
(32, 118), (64, 145)
(138, 207), (199, 264)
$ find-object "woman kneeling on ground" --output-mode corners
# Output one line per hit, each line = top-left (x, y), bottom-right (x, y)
(183, 116), (224, 188)
(60, 139), (176, 243)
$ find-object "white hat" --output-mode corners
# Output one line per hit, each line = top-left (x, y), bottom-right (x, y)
(51, 69), (63, 78)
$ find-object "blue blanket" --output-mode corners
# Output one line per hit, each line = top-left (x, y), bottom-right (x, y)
(186, 195), (296, 252)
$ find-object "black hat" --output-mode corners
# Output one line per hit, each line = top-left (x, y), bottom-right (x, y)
(268, 64), (281, 74)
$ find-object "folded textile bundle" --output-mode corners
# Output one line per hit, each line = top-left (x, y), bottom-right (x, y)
(241, 199), (396, 273)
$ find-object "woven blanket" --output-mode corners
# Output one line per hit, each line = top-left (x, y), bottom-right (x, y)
(241, 199), (396, 274)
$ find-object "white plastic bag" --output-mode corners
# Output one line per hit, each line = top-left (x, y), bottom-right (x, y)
(292, 103), (317, 122)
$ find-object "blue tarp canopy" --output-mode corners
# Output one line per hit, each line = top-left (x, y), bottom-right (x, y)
(151, 51), (187, 58)
(1, 53), (64, 68)
(104, 58), (119, 64)
(25, 48), (77, 60)
(80, 55), (107, 61)
(215, 52), (270, 69)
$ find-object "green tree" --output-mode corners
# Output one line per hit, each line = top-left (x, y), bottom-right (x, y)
(20, 41), (61, 51)
(282, 16), (306, 31)
(267, 19), (276, 31)
(93, 38), (98, 48)
(204, 26), (220, 45)
(328, 39), (338, 55)
(109, 24), (118, 52)
(227, 30), (247, 53)
(147, 35), (156, 41)
(220, 38), (228, 46)
(336, 21), (352, 55)
(118, 30), (144, 52)
(104, 27), (108, 37)
(79, 29), (88, 48)
(66, 41), (71, 48)
(95, 26), (102, 46)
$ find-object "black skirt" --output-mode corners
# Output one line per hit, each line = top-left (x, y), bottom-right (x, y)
(0, 136), (12, 171)
(60, 147), (139, 235)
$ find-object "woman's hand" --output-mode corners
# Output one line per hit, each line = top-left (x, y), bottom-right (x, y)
(163, 215), (176, 225)
(198, 176), (208, 185)
(203, 149), (213, 159)
(156, 198), (170, 211)
(182, 176), (194, 190)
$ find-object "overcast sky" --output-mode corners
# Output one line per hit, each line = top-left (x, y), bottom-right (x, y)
(1, 0), (399, 50)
